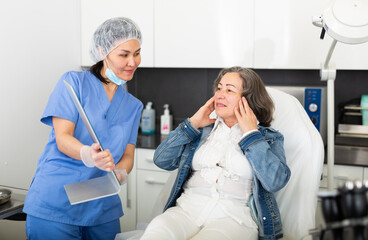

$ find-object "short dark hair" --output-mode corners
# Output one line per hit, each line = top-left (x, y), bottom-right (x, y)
(213, 66), (274, 127)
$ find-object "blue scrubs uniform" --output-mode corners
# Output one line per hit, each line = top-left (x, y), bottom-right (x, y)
(23, 71), (143, 228)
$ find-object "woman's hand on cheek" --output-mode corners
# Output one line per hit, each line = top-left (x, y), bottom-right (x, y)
(189, 97), (216, 129)
(235, 97), (258, 134)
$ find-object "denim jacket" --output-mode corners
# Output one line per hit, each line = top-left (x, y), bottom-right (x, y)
(153, 118), (291, 240)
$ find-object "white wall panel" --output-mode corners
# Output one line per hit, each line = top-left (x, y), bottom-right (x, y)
(254, 0), (368, 69)
(155, 0), (254, 68)
(81, 0), (154, 67)
(0, 0), (81, 190)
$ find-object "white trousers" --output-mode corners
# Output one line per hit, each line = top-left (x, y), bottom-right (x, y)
(139, 206), (258, 240)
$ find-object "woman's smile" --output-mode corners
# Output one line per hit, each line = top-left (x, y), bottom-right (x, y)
(216, 103), (226, 108)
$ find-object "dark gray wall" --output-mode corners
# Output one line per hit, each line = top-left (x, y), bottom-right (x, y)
(127, 68), (368, 129)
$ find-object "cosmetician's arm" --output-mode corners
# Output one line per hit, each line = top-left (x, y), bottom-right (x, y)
(115, 143), (135, 174)
(53, 116), (115, 171)
(53, 116), (84, 160)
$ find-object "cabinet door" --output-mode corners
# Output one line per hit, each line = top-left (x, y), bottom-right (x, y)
(118, 151), (137, 232)
(0, 188), (27, 240)
(154, 0), (254, 68)
(363, 167), (368, 181)
(81, 0), (154, 67)
(136, 169), (172, 223)
(254, 0), (368, 69)
(319, 164), (363, 190)
(136, 148), (159, 171)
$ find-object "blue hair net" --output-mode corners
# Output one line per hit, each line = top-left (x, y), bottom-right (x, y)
(89, 17), (142, 63)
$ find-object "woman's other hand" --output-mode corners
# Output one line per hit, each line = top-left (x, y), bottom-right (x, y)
(80, 143), (116, 171)
(235, 97), (258, 134)
(114, 169), (128, 185)
(189, 97), (216, 129)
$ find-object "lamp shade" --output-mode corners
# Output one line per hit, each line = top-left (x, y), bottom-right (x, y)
(322, 0), (368, 44)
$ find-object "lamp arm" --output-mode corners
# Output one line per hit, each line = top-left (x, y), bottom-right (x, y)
(320, 40), (337, 82)
(326, 78), (335, 190)
(320, 40), (338, 191)
(323, 39), (337, 69)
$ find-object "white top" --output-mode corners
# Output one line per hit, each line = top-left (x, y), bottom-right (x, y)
(177, 117), (258, 228)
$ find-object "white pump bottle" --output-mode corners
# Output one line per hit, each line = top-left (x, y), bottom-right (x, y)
(160, 104), (173, 135)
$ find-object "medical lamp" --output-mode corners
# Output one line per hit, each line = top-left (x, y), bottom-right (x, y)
(312, 0), (368, 190)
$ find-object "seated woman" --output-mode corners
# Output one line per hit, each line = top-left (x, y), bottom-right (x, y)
(140, 67), (291, 240)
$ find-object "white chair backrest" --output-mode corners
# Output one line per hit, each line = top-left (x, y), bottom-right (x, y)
(266, 87), (324, 240)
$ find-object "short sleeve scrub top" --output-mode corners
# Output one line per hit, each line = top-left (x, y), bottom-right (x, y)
(23, 71), (143, 226)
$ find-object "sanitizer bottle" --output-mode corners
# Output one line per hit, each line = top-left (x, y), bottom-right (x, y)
(160, 104), (173, 135)
(141, 102), (155, 134)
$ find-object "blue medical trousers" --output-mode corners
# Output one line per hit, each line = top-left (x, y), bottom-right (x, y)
(26, 215), (120, 240)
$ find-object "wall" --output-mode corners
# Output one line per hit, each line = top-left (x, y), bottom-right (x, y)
(128, 68), (368, 129)
(0, 0), (81, 190)
(0, 0), (81, 238)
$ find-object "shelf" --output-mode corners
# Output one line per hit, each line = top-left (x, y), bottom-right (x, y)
(338, 124), (368, 135)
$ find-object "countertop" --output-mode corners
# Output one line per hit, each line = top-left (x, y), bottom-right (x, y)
(136, 133), (168, 149)
(0, 192), (26, 220)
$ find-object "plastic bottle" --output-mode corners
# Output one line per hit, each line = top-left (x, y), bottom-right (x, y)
(361, 94), (368, 126)
(141, 102), (155, 134)
(160, 104), (173, 135)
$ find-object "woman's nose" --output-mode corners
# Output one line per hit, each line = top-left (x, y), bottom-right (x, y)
(215, 91), (225, 99)
(127, 56), (136, 67)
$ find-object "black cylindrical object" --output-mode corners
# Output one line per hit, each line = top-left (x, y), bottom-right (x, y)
(352, 181), (367, 240)
(320, 191), (344, 240)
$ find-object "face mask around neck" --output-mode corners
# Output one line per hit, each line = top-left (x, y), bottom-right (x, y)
(104, 60), (127, 86)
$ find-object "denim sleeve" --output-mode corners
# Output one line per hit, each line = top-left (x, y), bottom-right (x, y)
(239, 130), (291, 192)
(153, 118), (201, 171)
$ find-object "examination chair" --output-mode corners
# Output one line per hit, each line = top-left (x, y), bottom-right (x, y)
(116, 87), (325, 240)
(266, 87), (324, 239)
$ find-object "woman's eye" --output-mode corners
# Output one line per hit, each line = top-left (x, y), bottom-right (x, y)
(120, 54), (128, 58)
(226, 89), (233, 93)
(134, 52), (140, 57)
